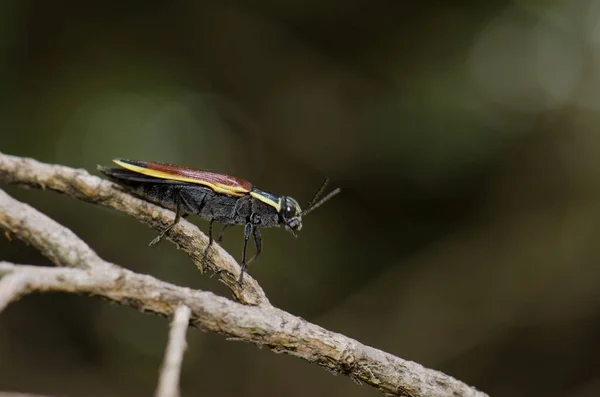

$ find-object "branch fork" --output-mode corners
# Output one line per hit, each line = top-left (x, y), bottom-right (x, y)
(0, 152), (487, 397)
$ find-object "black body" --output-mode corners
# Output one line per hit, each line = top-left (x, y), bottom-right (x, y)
(103, 168), (280, 227)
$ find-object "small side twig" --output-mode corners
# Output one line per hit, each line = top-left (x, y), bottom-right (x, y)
(155, 305), (192, 397)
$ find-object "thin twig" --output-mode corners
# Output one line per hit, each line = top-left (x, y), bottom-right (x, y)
(155, 305), (192, 397)
(0, 185), (108, 271)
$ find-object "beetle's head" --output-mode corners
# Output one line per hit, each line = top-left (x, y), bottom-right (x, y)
(281, 196), (303, 234)
(280, 180), (341, 237)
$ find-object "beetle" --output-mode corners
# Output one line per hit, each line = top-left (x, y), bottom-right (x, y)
(99, 159), (340, 283)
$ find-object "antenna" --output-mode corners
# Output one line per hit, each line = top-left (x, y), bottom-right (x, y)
(304, 178), (330, 211)
(302, 178), (341, 217)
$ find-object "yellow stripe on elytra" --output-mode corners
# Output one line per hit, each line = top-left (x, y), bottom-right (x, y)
(113, 159), (247, 196)
(250, 191), (282, 212)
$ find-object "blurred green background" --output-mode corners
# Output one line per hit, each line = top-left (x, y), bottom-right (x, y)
(2, 0), (600, 396)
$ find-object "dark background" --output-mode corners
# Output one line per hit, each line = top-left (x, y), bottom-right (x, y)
(2, 1), (600, 396)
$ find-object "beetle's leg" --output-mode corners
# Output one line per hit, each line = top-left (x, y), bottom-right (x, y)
(201, 218), (215, 267)
(245, 227), (262, 266)
(239, 222), (253, 284)
(150, 189), (182, 246)
(217, 224), (229, 244)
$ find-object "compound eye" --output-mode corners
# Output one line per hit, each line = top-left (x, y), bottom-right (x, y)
(285, 203), (296, 219)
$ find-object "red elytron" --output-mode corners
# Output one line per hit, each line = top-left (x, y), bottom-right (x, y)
(113, 159), (253, 196)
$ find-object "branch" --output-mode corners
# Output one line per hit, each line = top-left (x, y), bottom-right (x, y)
(0, 153), (488, 397)
(155, 305), (192, 397)
(0, 261), (485, 397)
